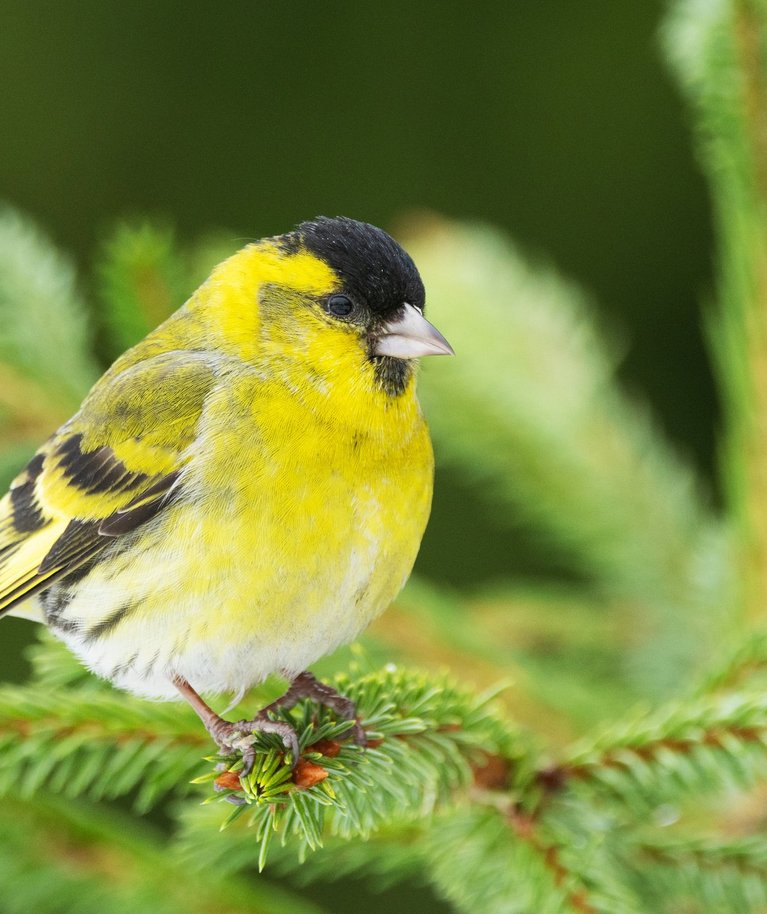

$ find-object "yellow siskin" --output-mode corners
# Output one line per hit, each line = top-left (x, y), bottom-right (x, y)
(0, 216), (453, 765)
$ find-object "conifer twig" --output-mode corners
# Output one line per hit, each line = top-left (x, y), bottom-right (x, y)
(537, 694), (767, 811)
(0, 206), (97, 408)
(666, 0), (767, 621)
(403, 217), (730, 694)
(0, 795), (323, 914)
(97, 221), (190, 358)
(627, 833), (767, 913)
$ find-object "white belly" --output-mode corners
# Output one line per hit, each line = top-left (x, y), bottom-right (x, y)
(45, 486), (416, 700)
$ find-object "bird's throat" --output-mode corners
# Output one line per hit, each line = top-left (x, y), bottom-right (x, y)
(370, 355), (413, 398)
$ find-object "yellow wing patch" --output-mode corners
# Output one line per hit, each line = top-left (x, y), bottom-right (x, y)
(0, 437), (181, 614)
(0, 351), (222, 615)
(0, 521), (69, 611)
(0, 449), (50, 560)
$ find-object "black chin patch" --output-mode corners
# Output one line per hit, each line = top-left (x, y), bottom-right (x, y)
(372, 355), (412, 397)
(281, 216), (425, 318)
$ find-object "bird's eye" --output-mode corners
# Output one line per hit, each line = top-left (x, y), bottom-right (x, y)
(326, 294), (355, 318)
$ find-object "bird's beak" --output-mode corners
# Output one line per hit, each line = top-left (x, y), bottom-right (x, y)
(372, 303), (455, 359)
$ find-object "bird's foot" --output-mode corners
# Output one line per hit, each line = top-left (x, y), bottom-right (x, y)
(173, 674), (301, 777)
(173, 671), (365, 784)
(207, 713), (301, 777)
(261, 671), (367, 747)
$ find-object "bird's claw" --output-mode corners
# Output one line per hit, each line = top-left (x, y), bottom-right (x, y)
(208, 714), (301, 777)
(350, 718), (367, 746)
(204, 672), (365, 788)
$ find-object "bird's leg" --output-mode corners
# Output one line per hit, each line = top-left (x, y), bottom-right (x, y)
(172, 674), (300, 776)
(259, 671), (367, 746)
(173, 671), (365, 778)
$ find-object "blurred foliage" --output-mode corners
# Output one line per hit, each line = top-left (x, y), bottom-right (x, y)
(1, 0), (767, 912)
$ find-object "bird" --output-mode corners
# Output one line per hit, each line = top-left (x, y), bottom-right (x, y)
(0, 215), (453, 768)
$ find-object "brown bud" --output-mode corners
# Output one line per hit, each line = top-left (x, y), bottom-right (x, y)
(293, 759), (329, 790)
(308, 738), (342, 758)
(214, 770), (243, 791)
(472, 753), (511, 790)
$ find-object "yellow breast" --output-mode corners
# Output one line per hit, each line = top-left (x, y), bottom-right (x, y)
(188, 369), (434, 652)
(60, 365), (434, 698)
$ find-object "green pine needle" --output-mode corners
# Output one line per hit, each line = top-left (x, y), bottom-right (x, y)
(0, 204), (97, 407)
(96, 221), (191, 358)
(551, 692), (767, 812)
(194, 667), (524, 868)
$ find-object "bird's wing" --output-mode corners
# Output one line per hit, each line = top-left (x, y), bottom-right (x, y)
(0, 351), (221, 613)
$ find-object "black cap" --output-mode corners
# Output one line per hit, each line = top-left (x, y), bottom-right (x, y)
(284, 216), (425, 316)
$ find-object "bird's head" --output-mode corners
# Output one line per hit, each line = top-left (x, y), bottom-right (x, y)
(199, 216), (453, 398)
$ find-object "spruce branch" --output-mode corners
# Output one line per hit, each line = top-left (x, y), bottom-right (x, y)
(0, 205), (97, 408)
(385, 578), (636, 735)
(5, 637), (534, 874)
(539, 693), (767, 812)
(697, 628), (767, 694)
(175, 801), (428, 887)
(627, 833), (767, 913)
(403, 217), (731, 694)
(179, 801), (641, 914)
(0, 795), (323, 914)
(96, 221), (191, 359)
(0, 683), (207, 811)
(425, 806), (597, 914)
(666, 0), (767, 621)
(422, 805), (643, 914)
(196, 667), (526, 869)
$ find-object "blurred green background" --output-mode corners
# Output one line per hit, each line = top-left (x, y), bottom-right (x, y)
(0, 0), (714, 476)
(0, 2), (726, 912)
